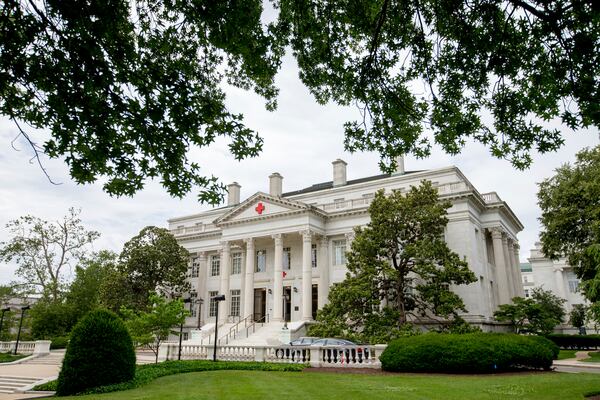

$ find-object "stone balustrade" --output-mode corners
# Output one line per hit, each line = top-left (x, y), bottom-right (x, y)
(0, 340), (51, 355)
(159, 343), (387, 368)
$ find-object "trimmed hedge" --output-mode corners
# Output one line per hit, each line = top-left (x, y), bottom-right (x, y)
(36, 360), (305, 394)
(50, 336), (69, 350)
(545, 334), (600, 350)
(380, 333), (558, 373)
(56, 310), (136, 396)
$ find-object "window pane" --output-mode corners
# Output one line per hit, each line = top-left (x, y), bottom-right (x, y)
(209, 291), (218, 317)
(210, 255), (220, 276)
(230, 289), (241, 317)
(256, 250), (266, 272)
(311, 244), (317, 268)
(333, 240), (347, 265)
(232, 253), (242, 275)
(283, 247), (291, 270)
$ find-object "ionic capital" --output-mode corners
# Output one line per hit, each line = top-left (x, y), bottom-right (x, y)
(301, 230), (313, 242)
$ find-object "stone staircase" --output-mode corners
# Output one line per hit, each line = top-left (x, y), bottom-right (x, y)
(21, 350), (65, 366)
(0, 375), (43, 394)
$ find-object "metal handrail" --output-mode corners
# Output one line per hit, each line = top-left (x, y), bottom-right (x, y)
(217, 314), (253, 345)
(245, 314), (269, 338)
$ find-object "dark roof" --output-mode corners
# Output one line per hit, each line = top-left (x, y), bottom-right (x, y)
(282, 170), (422, 197)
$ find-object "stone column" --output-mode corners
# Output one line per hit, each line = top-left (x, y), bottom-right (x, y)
(219, 241), (231, 325)
(507, 240), (519, 298)
(243, 238), (255, 319)
(318, 237), (329, 309)
(491, 228), (510, 305)
(554, 266), (567, 300)
(513, 243), (525, 297)
(197, 252), (207, 326)
(240, 247), (247, 318)
(301, 230), (313, 321)
(272, 234), (283, 322)
(502, 236), (515, 300)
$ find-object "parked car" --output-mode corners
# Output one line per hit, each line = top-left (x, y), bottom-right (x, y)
(289, 337), (319, 346)
(310, 338), (369, 363)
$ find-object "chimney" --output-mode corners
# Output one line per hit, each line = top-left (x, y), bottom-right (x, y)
(269, 173), (283, 196)
(227, 182), (241, 206)
(394, 155), (405, 175)
(332, 159), (347, 187)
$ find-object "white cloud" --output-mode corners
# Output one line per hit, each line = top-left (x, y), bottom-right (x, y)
(0, 55), (598, 285)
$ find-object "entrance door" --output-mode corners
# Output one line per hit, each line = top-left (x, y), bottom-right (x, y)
(312, 284), (318, 320)
(253, 288), (266, 322)
(284, 286), (292, 322)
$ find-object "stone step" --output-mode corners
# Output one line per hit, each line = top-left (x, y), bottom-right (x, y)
(0, 376), (43, 394)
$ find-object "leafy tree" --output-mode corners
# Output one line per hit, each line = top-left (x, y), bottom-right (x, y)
(538, 146), (600, 302)
(309, 181), (476, 343)
(2, 1), (598, 202)
(29, 300), (72, 339)
(494, 288), (566, 334)
(100, 226), (190, 311)
(121, 294), (188, 363)
(569, 304), (588, 330)
(0, 208), (100, 301)
(65, 250), (116, 323)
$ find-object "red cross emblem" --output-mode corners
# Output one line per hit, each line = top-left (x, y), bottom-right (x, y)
(255, 202), (265, 215)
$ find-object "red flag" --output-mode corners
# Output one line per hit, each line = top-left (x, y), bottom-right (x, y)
(282, 271), (287, 278)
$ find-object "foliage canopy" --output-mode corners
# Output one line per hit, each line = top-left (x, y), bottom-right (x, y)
(2, 0), (598, 202)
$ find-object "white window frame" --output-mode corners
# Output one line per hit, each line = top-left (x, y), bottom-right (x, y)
(256, 250), (267, 272)
(283, 247), (291, 270)
(568, 280), (580, 293)
(210, 255), (220, 277)
(230, 289), (241, 317)
(333, 240), (347, 265)
(231, 252), (242, 275)
(311, 244), (317, 268)
(208, 291), (218, 317)
(190, 258), (199, 278)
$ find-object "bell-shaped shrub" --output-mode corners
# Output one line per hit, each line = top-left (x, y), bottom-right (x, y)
(56, 309), (135, 396)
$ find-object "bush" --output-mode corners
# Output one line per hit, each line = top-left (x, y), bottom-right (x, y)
(380, 333), (557, 373)
(56, 309), (135, 396)
(545, 334), (600, 350)
(36, 360), (304, 394)
(50, 336), (69, 350)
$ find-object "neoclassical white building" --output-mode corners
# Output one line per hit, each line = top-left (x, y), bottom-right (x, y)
(521, 242), (587, 332)
(168, 158), (524, 339)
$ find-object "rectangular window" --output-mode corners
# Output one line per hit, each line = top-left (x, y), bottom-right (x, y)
(333, 240), (347, 265)
(209, 291), (218, 317)
(283, 247), (291, 270)
(190, 258), (199, 278)
(231, 253), (242, 275)
(210, 255), (220, 277)
(523, 275), (529, 283)
(190, 291), (197, 317)
(569, 280), (580, 293)
(311, 244), (317, 268)
(524, 289), (530, 298)
(256, 250), (266, 272)
(230, 289), (241, 317)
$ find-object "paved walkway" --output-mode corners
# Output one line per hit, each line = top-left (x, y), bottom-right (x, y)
(553, 351), (600, 374)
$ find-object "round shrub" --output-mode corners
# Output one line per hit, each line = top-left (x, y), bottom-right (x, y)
(380, 332), (556, 373)
(56, 309), (135, 396)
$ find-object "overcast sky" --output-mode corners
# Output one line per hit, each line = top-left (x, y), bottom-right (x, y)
(1, 55), (598, 285)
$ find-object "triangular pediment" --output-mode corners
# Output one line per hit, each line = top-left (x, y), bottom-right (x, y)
(214, 192), (325, 225)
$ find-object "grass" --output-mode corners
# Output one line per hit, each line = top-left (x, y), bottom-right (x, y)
(556, 350), (578, 360)
(583, 351), (600, 363)
(55, 370), (600, 400)
(0, 352), (27, 363)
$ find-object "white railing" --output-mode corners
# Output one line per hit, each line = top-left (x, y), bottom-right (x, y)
(482, 192), (501, 203)
(158, 343), (387, 368)
(0, 340), (51, 355)
(171, 224), (217, 236)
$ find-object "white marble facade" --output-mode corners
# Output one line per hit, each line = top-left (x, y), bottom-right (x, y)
(168, 158), (524, 333)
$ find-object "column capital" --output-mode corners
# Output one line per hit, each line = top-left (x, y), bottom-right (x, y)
(489, 227), (504, 239)
(196, 251), (207, 261)
(301, 230), (313, 242)
(244, 237), (255, 246)
(220, 241), (231, 251)
(513, 242), (520, 250)
(345, 232), (355, 242)
(272, 233), (283, 245)
(318, 236), (329, 247)
(507, 240), (515, 250)
(553, 266), (564, 273)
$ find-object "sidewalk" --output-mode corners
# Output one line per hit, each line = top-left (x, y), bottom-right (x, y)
(553, 351), (600, 373)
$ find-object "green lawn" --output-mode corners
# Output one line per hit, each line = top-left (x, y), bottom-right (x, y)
(0, 352), (27, 363)
(557, 350), (578, 360)
(62, 370), (600, 400)
(583, 351), (600, 363)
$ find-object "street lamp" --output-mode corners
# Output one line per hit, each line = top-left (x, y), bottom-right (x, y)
(14, 305), (30, 355)
(0, 307), (10, 340)
(178, 296), (192, 361)
(195, 298), (204, 329)
(212, 294), (226, 362)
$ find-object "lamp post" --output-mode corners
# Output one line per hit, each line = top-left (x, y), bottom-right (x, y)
(178, 296), (192, 361)
(282, 292), (289, 330)
(0, 307), (10, 340)
(14, 305), (30, 355)
(212, 294), (226, 362)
